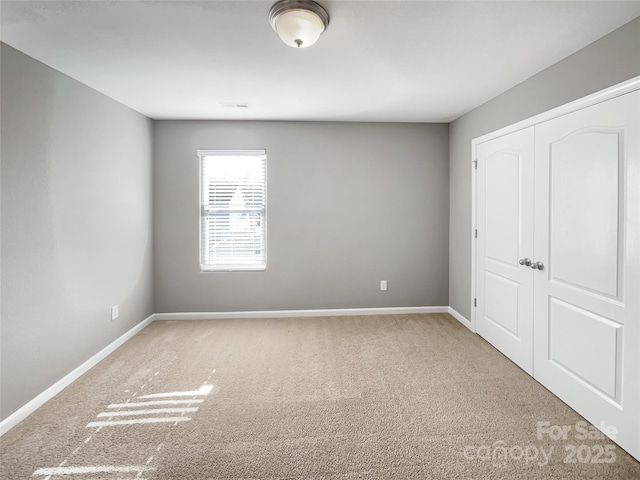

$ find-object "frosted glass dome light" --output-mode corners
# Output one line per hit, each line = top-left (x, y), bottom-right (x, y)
(269, 0), (329, 49)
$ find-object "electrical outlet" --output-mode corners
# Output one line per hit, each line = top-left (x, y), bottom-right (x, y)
(111, 305), (119, 321)
(380, 280), (387, 291)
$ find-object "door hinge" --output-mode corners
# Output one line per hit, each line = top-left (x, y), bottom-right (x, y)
(473, 160), (478, 170)
(474, 298), (477, 307)
(474, 229), (478, 238)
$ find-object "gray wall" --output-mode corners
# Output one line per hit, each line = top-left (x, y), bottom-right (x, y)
(0, 44), (154, 420)
(449, 17), (640, 320)
(154, 121), (449, 312)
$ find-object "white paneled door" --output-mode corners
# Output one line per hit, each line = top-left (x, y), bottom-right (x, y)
(475, 127), (535, 374)
(474, 85), (640, 461)
(533, 91), (640, 459)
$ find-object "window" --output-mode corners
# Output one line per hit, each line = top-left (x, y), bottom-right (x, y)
(199, 150), (266, 271)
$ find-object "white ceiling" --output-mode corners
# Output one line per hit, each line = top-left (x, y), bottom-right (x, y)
(2, 1), (639, 122)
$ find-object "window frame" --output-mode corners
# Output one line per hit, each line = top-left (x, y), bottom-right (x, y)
(198, 149), (267, 272)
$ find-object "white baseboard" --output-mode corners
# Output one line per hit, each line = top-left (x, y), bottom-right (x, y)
(152, 306), (449, 321)
(0, 314), (154, 436)
(448, 306), (475, 332)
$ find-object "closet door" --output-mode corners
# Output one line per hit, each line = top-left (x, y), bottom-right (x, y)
(475, 127), (535, 374)
(533, 91), (640, 459)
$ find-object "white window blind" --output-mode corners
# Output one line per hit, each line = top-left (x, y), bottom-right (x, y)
(199, 150), (266, 271)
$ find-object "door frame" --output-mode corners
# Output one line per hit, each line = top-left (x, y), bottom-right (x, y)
(470, 75), (640, 333)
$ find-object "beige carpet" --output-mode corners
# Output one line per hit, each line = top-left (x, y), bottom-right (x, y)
(1, 313), (639, 479)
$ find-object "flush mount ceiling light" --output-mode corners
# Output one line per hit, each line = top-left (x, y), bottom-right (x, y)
(269, 0), (329, 49)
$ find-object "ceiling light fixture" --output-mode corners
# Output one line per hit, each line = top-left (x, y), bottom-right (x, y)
(269, 0), (329, 49)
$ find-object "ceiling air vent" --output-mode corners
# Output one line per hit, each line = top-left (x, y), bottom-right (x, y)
(220, 102), (250, 109)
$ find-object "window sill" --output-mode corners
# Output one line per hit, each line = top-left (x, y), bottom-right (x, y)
(200, 266), (267, 273)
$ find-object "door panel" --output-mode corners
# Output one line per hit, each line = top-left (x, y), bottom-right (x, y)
(485, 272), (520, 336)
(548, 297), (622, 401)
(485, 152), (521, 265)
(534, 91), (640, 460)
(476, 127), (534, 374)
(549, 130), (621, 298)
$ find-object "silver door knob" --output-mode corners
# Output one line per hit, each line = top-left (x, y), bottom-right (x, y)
(530, 261), (544, 270)
(519, 258), (532, 266)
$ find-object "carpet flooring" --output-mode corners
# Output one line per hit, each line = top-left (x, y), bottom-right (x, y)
(1, 313), (639, 479)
